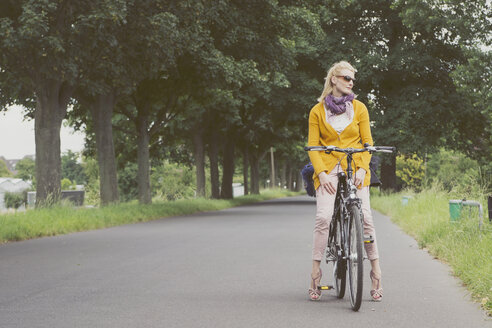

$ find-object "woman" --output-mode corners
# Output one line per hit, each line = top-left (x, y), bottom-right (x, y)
(307, 61), (383, 302)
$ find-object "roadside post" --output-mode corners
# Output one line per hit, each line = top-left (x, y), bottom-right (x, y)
(488, 196), (491, 223)
(449, 199), (484, 229)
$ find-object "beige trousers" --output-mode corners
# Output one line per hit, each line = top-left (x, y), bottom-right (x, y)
(312, 166), (379, 261)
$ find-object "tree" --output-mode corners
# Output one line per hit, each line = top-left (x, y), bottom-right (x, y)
(73, 1), (201, 204)
(0, 1), (89, 206)
(113, 1), (186, 204)
(71, 1), (134, 205)
(15, 157), (35, 183)
(61, 150), (86, 185)
(0, 159), (12, 177)
(198, 0), (306, 196)
(450, 49), (492, 168)
(310, 0), (491, 190)
(117, 76), (186, 203)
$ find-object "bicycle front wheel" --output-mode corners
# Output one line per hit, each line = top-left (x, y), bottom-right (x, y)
(347, 203), (363, 311)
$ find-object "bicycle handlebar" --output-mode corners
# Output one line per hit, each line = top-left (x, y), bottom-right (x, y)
(304, 144), (395, 154)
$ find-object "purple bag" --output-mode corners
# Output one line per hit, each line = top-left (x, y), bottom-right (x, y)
(301, 163), (315, 197)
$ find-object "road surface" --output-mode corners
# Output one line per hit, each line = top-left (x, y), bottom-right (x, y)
(0, 196), (490, 327)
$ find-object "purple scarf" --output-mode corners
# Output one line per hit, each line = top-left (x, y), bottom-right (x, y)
(324, 93), (355, 115)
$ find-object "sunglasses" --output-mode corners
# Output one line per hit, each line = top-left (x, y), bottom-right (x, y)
(336, 75), (356, 83)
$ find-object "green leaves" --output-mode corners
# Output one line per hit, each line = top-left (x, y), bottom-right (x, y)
(0, 159), (13, 177)
(1, 0), (489, 200)
(15, 157), (35, 182)
(396, 153), (425, 191)
(449, 49), (492, 164)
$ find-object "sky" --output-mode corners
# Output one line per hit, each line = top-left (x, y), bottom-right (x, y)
(0, 105), (85, 159)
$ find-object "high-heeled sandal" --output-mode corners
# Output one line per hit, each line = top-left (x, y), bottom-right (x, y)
(370, 270), (383, 302)
(308, 268), (322, 301)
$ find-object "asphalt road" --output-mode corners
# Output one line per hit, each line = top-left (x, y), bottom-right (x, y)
(0, 196), (490, 328)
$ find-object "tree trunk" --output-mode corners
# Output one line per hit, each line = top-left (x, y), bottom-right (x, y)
(249, 151), (260, 194)
(270, 147), (275, 188)
(91, 93), (119, 205)
(287, 162), (293, 191)
(136, 112), (151, 204)
(294, 170), (301, 191)
(208, 130), (220, 199)
(220, 137), (235, 199)
(380, 155), (397, 191)
(34, 80), (72, 207)
(193, 129), (206, 198)
(243, 148), (249, 195)
(280, 159), (287, 189)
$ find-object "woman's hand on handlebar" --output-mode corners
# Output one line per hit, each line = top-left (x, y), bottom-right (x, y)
(318, 171), (336, 195)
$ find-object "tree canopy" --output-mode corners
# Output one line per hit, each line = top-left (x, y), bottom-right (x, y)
(0, 159), (12, 177)
(0, 0), (490, 202)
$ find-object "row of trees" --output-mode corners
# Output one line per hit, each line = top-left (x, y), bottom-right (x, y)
(0, 0), (490, 206)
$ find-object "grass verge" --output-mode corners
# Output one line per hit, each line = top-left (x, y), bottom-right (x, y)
(371, 188), (491, 315)
(0, 189), (302, 244)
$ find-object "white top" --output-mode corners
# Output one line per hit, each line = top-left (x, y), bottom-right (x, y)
(329, 112), (352, 134)
(324, 102), (354, 134)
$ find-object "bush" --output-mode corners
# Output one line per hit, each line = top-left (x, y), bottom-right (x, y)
(84, 178), (100, 206)
(4, 192), (25, 209)
(396, 154), (425, 191)
(61, 178), (75, 190)
(82, 157), (100, 206)
(426, 149), (490, 195)
(118, 163), (139, 202)
(151, 161), (196, 201)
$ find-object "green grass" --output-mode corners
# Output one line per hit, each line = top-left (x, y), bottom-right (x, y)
(371, 188), (492, 315)
(0, 189), (302, 244)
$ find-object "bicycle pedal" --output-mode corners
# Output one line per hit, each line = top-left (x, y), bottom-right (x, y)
(364, 234), (374, 243)
(318, 285), (333, 291)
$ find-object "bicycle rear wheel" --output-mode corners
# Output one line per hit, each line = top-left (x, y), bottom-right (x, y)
(347, 204), (363, 311)
(332, 217), (346, 299)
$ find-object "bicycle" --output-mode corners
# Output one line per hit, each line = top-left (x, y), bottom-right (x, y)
(304, 144), (394, 311)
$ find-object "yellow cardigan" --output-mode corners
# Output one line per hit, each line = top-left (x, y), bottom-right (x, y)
(308, 99), (373, 190)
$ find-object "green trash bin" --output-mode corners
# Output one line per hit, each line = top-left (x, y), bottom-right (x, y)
(449, 200), (462, 221)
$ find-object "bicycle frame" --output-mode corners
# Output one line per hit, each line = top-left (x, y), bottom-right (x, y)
(331, 161), (362, 262)
(337, 152), (362, 207)
(330, 153), (362, 242)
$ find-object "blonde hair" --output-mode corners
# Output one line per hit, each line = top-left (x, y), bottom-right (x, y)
(317, 61), (357, 102)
